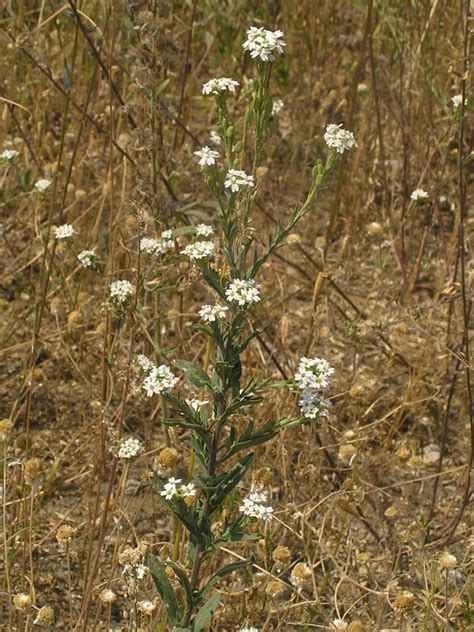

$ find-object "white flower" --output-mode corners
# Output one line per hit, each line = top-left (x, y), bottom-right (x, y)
(140, 231), (174, 257)
(135, 354), (155, 373)
(198, 303), (229, 322)
(451, 94), (466, 109)
(54, 223), (76, 240)
(186, 398), (209, 410)
(194, 146), (220, 168)
(294, 357), (334, 390)
(109, 279), (134, 304)
(117, 437), (144, 459)
(225, 279), (260, 306)
(34, 178), (51, 192)
(142, 364), (179, 397)
(272, 99), (284, 116)
(324, 124), (357, 154)
(181, 240), (215, 260)
(138, 600), (156, 614)
(298, 390), (331, 419)
(238, 628), (259, 632)
(78, 249), (95, 268)
(196, 223), (214, 237)
(224, 169), (255, 193)
(239, 489), (273, 521)
(202, 77), (239, 96)
(332, 619), (348, 631)
(209, 130), (221, 145)
(180, 482), (196, 498)
(135, 564), (148, 580)
(242, 26), (286, 62)
(1, 149), (19, 161)
(410, 188), (429, 202)
(160, 476), (182, 500)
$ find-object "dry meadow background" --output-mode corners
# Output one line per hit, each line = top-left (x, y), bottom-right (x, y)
(0, 0), (473, 630)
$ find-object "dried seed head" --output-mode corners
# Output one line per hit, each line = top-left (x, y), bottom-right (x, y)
(439, 552), (457, 569)
(34, 605), (54, 625)
(265, 579), (286, 598)
(125, 216), (138, 231)
(367, 221), (383, 235)
(56, 524), (77, 544)
(287, 233), (300, 244)
(0, 418), (13, 441)
(349, 384), (364, 398)
(347, 623), (364, 632)
(118, 545), (141, 567)
(253, 467), (272, 488)
(99, 589), (117, 604)
(396, 445), (411, 461)
(393, 590), (415, 613)
(384, 506), (398, 519)
(154, 447), (178, 471)
(77, 291), (90, 306)
(338, 444), (357, 465)
(290, 562), (312, 588)
(272, 545), (292, 565)
(24, 458), (42, 484)
(13, 593), (32, 610)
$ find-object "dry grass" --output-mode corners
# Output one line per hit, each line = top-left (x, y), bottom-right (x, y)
(0, 1), (472, 630)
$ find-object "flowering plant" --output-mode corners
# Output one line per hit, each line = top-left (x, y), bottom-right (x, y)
(144, 26), (355, 631)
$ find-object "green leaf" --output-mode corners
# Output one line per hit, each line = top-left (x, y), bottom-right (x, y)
(167, 561), (194, 607)
(192, 593), (220, 632)
(148, 554), (179, 624)
(201, 560), (250, 597)
(175, 360), (212, 391)
(209, 453), (254, 514)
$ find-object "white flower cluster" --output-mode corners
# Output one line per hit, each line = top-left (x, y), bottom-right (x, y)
(294, 356), (334, 390)
(209, 130), (221, 145)
(239, 489), (273, 521)
(198, 303), (229, 322)
(202, 77), (239, 96)
(181, 240), (215, 260)
(122, 562), (148, 581)
(1, 149), (19, 161)
(272, 99), (284, 116)
(78, 249), (95, 268)
(135, 354), (155, 373)
(332, 619), (348, 631)
(34, 178), (52, 192)
(410, 188), (429, 202)
(238, 628), (259, 632)
(298, 390), (331, 419)
(324, 124), (357, 154)
(117, 437), (144, 459)
(140, 230), (174, 257)
(185, 398), (208, 410)
(109, 279), (134, 304)
(451, 94), (466, 109)
(142, 364), (179, 397)
(242, 26), (286, 62)
(196, 223), (214, 237)
(224, 169), (255, 193)
(54, 223), (76, 240)
(225, 279), (260, 306)
(194, 146), (220, 168)
(160, 477), (196, 501)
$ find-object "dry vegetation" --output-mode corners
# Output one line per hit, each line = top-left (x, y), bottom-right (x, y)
(0, 1), (473, 630)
